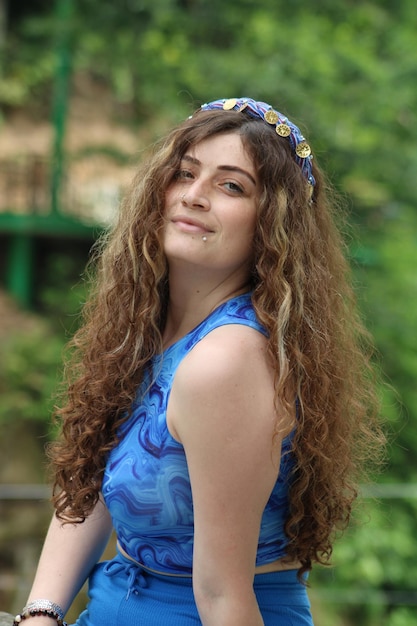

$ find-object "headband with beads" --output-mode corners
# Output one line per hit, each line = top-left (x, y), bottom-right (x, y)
(199, 97), (315, 190)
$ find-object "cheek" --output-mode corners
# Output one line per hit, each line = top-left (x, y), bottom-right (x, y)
(237, 212), (257, 241)
(164, 186), (177, 213)
(163, 193), (171, 215)
(240, 218), (257, 257)
(224, 215), (256, 255)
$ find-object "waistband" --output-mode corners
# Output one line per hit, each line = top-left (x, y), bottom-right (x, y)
(103, 550), (309, 604)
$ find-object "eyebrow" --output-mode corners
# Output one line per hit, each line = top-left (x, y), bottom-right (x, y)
(181, 154), (257, 187)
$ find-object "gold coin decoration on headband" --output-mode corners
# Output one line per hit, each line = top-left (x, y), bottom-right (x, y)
(276, 123), (291, 137)
(295, 141), (312, 158)
(200, 98), (316, 188)
(264, 110), (279, 124)
(223, 98), (238, 110)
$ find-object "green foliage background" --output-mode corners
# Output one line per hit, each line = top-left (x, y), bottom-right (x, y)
(1, 0), (417, 623)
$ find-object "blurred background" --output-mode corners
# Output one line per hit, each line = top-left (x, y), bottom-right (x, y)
(0, 0), (416, 624)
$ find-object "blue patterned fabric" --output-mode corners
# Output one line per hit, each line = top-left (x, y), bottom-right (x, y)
(102, 293), (294, 575)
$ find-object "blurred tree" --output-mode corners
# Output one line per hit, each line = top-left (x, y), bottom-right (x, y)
(0, 0), (6, 49)
(9, 0), (414, 467)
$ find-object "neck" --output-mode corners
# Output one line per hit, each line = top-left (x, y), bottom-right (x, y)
(162, 266), (251, 350)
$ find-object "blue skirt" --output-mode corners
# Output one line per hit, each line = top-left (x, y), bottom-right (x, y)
(74, 551), (313, 625)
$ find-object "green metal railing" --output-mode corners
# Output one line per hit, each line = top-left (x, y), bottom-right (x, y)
(0, 0), (99, 309)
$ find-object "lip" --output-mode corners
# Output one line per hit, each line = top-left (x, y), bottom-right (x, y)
(171, 215), (214, 234)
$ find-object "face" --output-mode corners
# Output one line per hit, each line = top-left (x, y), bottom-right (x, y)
(163, 132), (259, 280)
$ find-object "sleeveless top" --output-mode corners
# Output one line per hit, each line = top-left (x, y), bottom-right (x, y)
(102, 293), (294, 576)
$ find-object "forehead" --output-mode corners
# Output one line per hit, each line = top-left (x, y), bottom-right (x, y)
(183, 132), (255, 170)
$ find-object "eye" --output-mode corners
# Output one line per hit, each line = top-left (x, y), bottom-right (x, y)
(175, 169), (194, 181)
(224, 181), (244, 194)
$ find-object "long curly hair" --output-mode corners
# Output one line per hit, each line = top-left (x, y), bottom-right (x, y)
(48, 108), (384, 576)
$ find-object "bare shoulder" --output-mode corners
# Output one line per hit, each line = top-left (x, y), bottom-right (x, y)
(168, 324), (280, 443)
(179, 323), (272, 386)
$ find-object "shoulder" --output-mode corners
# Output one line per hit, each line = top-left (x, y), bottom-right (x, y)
(181, 323), (272, 389)
(167, 324), (278, 443)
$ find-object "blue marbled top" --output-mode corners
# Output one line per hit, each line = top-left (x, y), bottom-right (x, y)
(102, 293), (294, 575)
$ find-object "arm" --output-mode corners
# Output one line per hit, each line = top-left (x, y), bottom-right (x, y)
(168, 325), (291, 626)
(23, 496), (113, 623)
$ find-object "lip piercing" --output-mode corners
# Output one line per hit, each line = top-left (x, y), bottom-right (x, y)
(202, 236), (207, 242)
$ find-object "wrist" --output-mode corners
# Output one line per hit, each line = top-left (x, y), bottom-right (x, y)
(13, 614), (67, 626)
(13, 600), (67, 626)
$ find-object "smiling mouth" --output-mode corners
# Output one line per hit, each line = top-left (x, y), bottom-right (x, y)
(172, 217), (213, 234)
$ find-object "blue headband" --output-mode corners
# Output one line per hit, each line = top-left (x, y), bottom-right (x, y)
(200, 97), (315, 189)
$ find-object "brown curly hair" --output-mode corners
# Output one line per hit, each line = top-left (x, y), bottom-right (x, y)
(48, 108), (384, 577)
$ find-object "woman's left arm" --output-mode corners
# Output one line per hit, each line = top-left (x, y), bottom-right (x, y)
(168, 325), (289, 626)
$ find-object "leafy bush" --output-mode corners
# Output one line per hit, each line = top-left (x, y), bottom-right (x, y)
(0, 320), (64, 431)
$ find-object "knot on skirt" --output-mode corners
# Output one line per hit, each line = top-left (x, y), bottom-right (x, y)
(103, 558), (148, 600)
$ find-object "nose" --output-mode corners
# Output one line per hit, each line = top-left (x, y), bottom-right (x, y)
(181, 179), (210, 211)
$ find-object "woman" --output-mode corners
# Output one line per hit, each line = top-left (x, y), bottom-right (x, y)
(14, 97), (383, 626)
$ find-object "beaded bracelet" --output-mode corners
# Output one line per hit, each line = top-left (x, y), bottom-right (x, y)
(13, 599), (67, 626)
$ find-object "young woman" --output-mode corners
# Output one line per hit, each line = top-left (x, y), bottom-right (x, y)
(14, 97), (384, 626)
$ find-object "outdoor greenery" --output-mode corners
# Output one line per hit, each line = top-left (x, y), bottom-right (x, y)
(1, 0), (416, 623)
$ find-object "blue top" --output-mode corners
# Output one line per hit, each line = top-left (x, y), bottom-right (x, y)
(102, 293), (294, 575)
